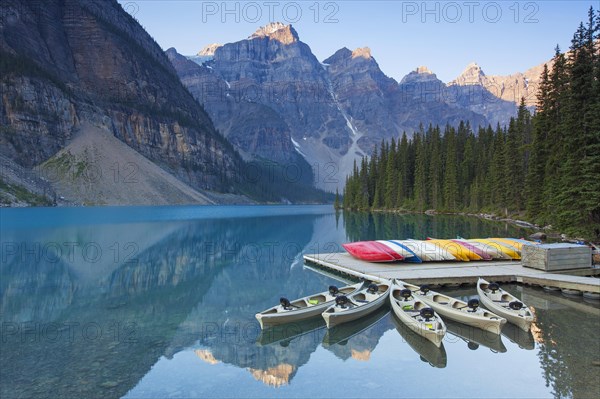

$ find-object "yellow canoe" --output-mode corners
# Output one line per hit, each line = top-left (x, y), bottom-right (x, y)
(427, 239), (482, 261)
(469, 239), (521, 260)
(493, 238), (539, 251)
(489, 238), (524, 252)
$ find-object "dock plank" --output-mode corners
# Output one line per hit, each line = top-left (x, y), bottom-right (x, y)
(303, 253), (600, 293)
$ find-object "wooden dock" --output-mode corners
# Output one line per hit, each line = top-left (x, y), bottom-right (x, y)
(303, 252), (600, 294)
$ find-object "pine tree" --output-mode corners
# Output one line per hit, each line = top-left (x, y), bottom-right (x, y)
(428, 126), (443, 209)
(397, 132), (410, 204)
(443, 126), (459, 210)
(526, 65), (551, 221)
(384, 138), (398, 208)
(413, 132), (428, 210)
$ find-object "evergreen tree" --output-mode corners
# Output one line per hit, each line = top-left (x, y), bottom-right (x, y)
(413, 132), (428, 210)
(443, 126), (459, 210)
(384, 138), (398, 208)
(397, 132), (410, 204)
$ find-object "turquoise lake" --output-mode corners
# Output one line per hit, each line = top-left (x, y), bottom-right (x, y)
(1, 205), (598, 398)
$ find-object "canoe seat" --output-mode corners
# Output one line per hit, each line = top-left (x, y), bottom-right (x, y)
(493, 300), (509, 303)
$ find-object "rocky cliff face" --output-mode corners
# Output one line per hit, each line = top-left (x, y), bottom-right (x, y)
(209, 23), (353, 160)
(0, 0), (240, 195)
(323, 47), (399, 152)
(165, 47), (300, 164)
(447, 62), (541, 125)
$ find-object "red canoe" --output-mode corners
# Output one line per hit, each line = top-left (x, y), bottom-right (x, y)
(342, 241), (404, 262)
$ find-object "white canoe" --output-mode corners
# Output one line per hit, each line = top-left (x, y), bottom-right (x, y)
(390, 279), (446, 347)
(256, 282), (364, 329)
(477, 278), (534, 331)
(394, 240), (455, 261)
(322, 281), (391, 329)
(376, 241), (421, 262)
(404, 282), (507, 334)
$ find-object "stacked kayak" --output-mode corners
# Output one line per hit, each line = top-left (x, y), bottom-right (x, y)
(427, 238), (482, 261)
(343, 237), (538, 263)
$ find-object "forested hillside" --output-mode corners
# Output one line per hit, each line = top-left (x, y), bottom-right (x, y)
(341, 8), (600, 238)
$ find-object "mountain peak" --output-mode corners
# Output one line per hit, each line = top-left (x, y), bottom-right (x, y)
(448, 62), (486, 85)
(399, 66), (440, 84)
(415, 66), (433, 74)
(351, 47), (372, 59)
(198, 43), (221, 56)
(249, 22), (299, 44)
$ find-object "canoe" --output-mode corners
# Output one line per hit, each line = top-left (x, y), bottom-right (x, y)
(477, 278), (534, 331)
(395, 240), (455, 261)
(451, 239), (493, 260)
(390, 315), (447, 368)
(255, 282), (364, 329)
(391, 240), (434, 261)
(489, 238), (525, 252)
(445, 320), (507, 353)
(389, 279), (446, 347)
(468, 239), (521, 260)
(427, 238), (482, 261)
(322, 281), (391, 328)
(403, 282), (507, 334)
(377, 240), (422, 263)
(342, 241), (404, 262)
(457, 239), (511, 260)
(501, 237), (540, 247)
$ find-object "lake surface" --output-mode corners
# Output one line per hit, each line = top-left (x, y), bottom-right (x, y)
(1, 205), (598, 398)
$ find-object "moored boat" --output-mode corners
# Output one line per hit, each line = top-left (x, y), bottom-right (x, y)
(255, 282), (364, 329)
(476, 278), (534, 331)
(403, 282), (506, 334)
(322, 281), (391, 328)
(342, 241), (404, 262)
(389, 279), (446, 347)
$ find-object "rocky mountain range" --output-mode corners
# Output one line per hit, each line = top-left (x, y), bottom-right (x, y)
(168, 22), (547, 191)
(0, 0), (249, 205)
(1, 3), (551, 204)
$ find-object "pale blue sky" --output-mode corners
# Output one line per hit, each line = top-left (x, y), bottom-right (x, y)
(119, 1), (596, 82)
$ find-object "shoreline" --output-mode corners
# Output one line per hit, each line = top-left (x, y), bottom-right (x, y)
(338, 207), (600, 246)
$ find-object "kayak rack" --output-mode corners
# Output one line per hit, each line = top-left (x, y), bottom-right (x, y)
(303, 252), (600, 296)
